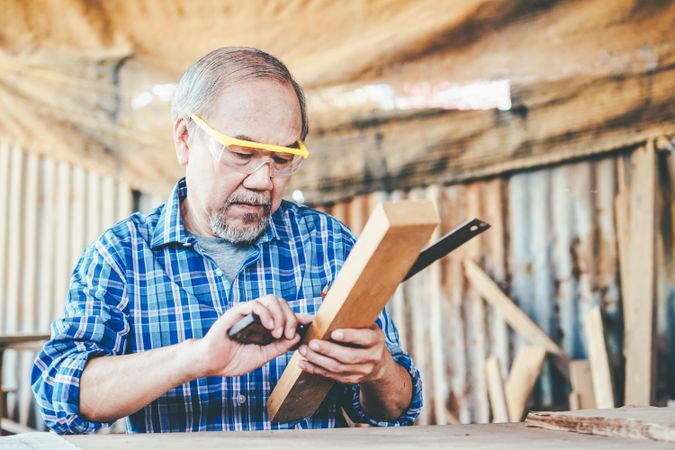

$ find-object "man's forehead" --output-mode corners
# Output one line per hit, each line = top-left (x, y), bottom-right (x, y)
(207, 80), (302, 145)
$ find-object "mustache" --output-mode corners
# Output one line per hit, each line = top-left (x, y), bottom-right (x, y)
(225, 192), (271, 207)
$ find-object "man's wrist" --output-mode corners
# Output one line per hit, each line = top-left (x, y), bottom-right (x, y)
(362, 348), (395, 387)
(178, 338), (210, 380)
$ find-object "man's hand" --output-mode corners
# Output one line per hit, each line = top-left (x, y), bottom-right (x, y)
(194, 295), (312, 378)
(295, 324), (413, 421)
(295, 325), (389, 385)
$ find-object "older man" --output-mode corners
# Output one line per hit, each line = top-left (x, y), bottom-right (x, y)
(32, 47), (422, 434)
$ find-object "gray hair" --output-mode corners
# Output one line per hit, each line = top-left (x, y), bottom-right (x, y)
(171, 47), (309, 139)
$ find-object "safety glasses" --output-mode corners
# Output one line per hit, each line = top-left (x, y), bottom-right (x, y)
(189, 114), (309, 177)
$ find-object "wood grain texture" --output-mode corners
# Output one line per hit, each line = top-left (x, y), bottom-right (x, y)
(526, 406), (675, 442)
(486, 356), (508, 423)
(505, 346), (546, 422)
(464, 260), (570, 378)
(267, 200), (440, 422)
(583, 306), (615, 409)
(623, 143), (657, 406)
(65, 421), (675, 450)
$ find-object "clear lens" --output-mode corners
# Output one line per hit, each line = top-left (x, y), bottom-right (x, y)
(215, 145), (304, 177)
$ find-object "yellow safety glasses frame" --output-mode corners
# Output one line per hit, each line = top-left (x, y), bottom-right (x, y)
(189, 114), (310, 159)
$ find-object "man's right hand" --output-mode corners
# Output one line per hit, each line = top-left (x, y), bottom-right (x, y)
(192, 295), (312, 378)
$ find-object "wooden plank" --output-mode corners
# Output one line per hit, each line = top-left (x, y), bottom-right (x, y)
(426, 185), (447, 424)
(480, 179), (509, 377)
(583, 306), (615, 409)
(463, 259), (570, 379)
(485, 355), (508, 423)
(443, 185), (469, 423)
(623, 143), (657, 406)
(407, 189), (431, 425)
(526, 407), (675, 443)
(0, 144), (10, 333)
(53, 162), (71, 318)
(70, 165), (86, 268)
(569, 360), (596, 410)
(18, 152), (39, 426)
(86, 169), (101, 244)
(267, 200), (439, 422)
(505, 346), (546, 422)
(463, 183), (489, 424)
(37, 158), (57, 331)
(4, 147), (23, 417)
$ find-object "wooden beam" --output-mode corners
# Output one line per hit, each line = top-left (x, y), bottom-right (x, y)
(622, 143), (657, 406)
(505, 346), (546, 422)
(569, 360), (596, 410)
(298, 65), (675, 204)
(485, 355), (508, 423)
(583, 306), (615, 409)
(267, 200), (439, 422)
(463, 259), (570, 379)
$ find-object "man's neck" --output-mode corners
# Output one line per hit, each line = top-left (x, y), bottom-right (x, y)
(180, 194), (215, 237)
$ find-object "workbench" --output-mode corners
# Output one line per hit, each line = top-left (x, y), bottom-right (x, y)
(60, 422), (672, 449)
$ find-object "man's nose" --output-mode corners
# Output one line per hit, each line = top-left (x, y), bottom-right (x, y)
(243, 161), (274, 191)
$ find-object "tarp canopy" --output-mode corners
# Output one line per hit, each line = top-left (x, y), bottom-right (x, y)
(1, 0), (674, 201)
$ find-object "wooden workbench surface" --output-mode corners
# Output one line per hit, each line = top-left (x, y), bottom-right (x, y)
(63, 423), (673, 449)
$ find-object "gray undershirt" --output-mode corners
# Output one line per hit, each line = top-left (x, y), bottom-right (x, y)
(188, 232), (251, 282)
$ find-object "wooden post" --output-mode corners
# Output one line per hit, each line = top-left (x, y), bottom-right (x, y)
(505, 346), (547, 422)
(267, 201), (439, 422)
(583, 306), (615, 409)
(485, 356), (508, 423)
(622, 143), (656, 406)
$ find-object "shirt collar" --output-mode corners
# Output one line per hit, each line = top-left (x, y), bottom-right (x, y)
(150, 178), (190, 249)
(151, 178), (291, 249)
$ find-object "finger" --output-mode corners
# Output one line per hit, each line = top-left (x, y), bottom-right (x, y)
(276, 299), (299, 340)
(264, 333), (301, 359)
(258, 295), (286, 338)
(249, 302), (275, 331)
(305, 338), (369, 365)
(296, 359), (360, 385)
(298, 342), (347, 374)
(220, 301), (271, 330)
(296, 313), (314, 325)
(330, 326), (382, 347)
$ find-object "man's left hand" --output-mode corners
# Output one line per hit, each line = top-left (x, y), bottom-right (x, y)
(296, 325), (391, 385)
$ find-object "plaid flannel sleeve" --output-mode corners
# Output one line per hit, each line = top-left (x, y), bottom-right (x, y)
(341, 308), (423, 426)
(31, 240), (130, 434)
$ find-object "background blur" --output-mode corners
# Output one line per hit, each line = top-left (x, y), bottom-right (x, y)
(0, 0), (674, 432)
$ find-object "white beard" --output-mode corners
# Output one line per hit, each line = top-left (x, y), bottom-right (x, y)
(209, 191), (272, 244)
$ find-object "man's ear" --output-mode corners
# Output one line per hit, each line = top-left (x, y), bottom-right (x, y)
(173, 117), (191, 166)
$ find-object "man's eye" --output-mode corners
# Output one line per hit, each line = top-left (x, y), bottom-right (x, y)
(233, 152), (253, 160)
(273, 156), (292, 165)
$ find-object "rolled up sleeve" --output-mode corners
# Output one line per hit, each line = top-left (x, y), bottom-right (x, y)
(31, 241), (129, 434)
(342, 309), (423, 426)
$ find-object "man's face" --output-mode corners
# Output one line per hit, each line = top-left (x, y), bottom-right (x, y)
(177, 79), (302, 243)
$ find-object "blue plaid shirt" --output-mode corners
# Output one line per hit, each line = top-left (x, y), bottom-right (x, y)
(32, 178), (422, 434)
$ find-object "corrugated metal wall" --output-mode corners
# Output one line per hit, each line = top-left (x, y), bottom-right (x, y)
(0, 142), (132, 429)
(317, 144), (675, 425)
(1, 140), (673, 430)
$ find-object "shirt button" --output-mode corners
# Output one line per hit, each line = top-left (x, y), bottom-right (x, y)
(236, 394), (247, 405)
(215, 268), (224, 277)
